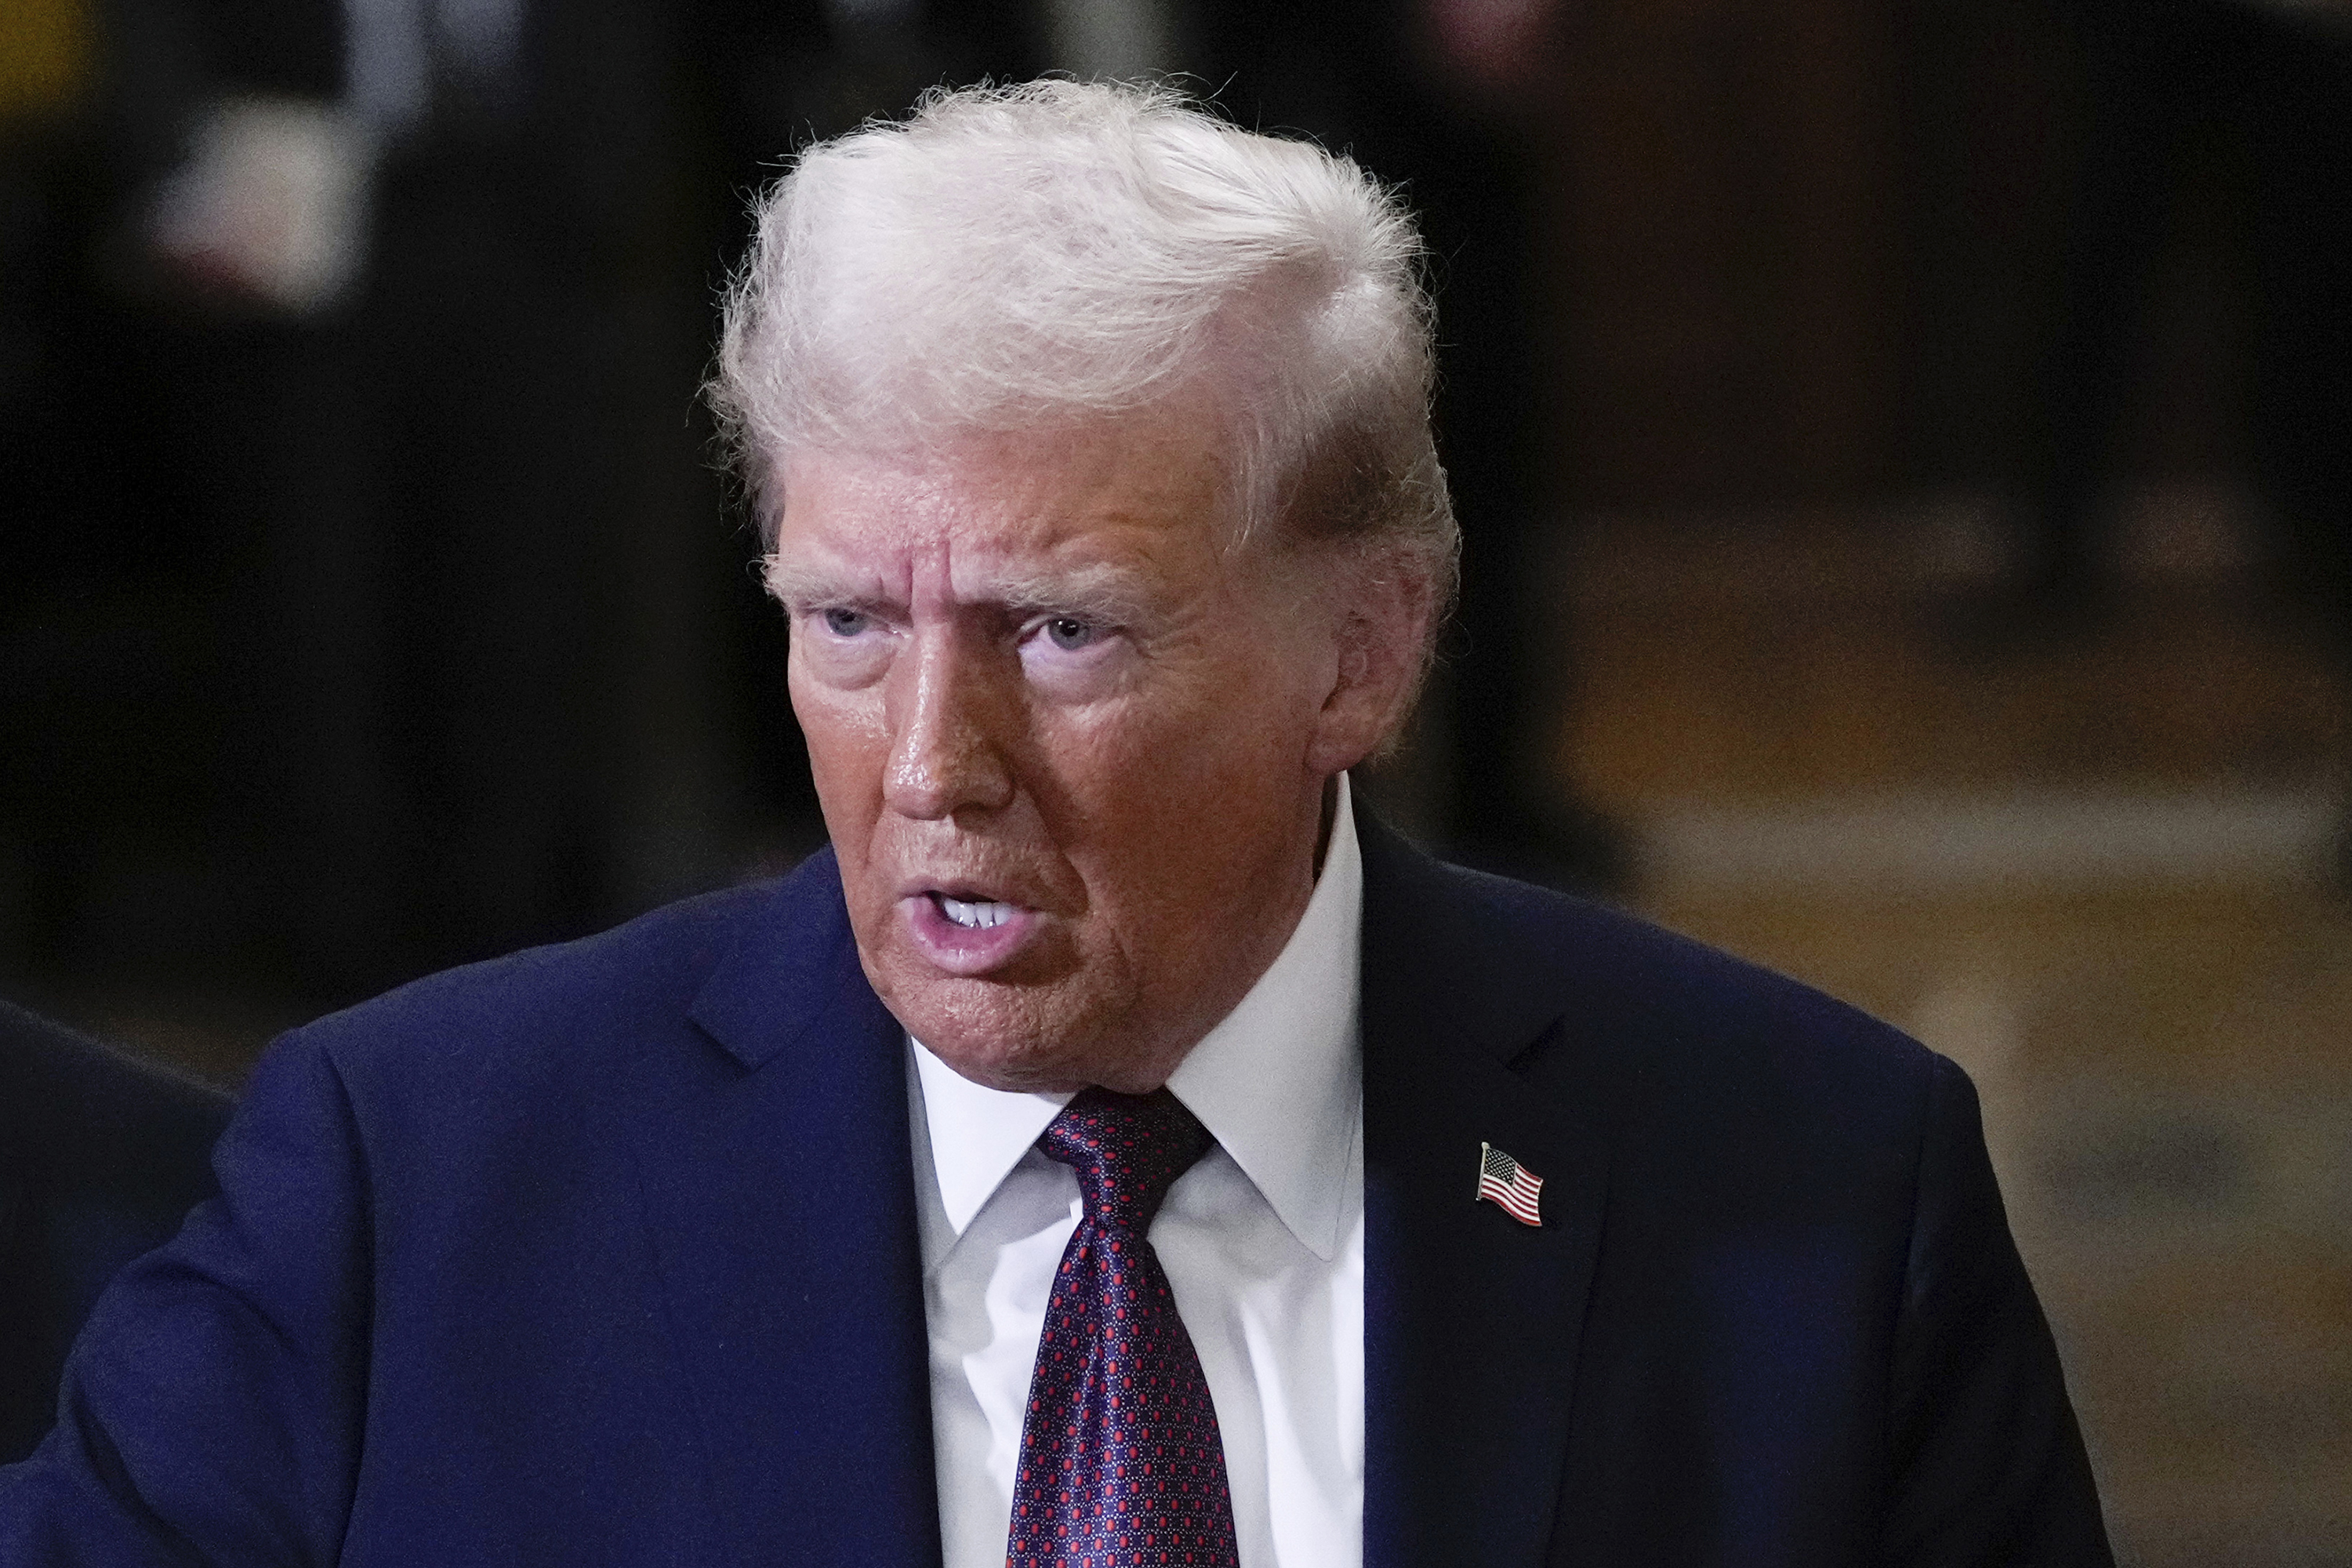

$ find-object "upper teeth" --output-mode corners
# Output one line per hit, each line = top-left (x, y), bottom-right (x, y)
(940, 896), (1012, 930)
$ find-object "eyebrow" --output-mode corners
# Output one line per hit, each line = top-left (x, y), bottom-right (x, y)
(760, 555), (874, 612)
(762, 554), (1159, 626)
(985, 563), (1158, 624)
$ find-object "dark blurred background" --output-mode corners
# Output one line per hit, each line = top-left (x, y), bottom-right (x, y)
(2, 1), (2347, 1559)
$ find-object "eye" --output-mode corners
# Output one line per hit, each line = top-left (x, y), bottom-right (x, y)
(1044, 615), (1098, 652)
(821, 607), (873, 637)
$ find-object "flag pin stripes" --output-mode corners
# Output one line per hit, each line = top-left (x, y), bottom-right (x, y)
(1475, 1141), (1544, 1226)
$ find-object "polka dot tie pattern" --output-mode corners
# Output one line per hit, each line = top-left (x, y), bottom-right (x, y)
(1006, 1087), (1240, 1568)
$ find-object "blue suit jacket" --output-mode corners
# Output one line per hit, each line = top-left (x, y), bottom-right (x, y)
(0, 819), (2111, 1564)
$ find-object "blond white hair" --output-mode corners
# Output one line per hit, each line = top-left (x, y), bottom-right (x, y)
(711, 79), (1457, 609)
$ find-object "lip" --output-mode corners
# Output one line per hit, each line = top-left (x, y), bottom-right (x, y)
(898, 889), (1044, 976)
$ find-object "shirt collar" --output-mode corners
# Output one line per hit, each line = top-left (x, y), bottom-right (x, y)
(910, 774), (1364, 1262)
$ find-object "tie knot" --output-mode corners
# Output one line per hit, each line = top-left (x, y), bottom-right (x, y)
(1037, 1086), (1214, 1233)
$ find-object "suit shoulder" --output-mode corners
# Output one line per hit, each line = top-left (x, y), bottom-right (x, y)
(1513, 870), (1918, 1058)
(1454, 864), (1953, 1194)
(282, 875), (793, 1094)
(1386, 844), (1941, 1120)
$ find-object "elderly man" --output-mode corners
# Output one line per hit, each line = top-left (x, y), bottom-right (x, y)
(0, 82), (2109, 1566)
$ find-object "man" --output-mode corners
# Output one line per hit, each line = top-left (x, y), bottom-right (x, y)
(0, 81), (2111, 1564)
(0, 1001), (231, 1464)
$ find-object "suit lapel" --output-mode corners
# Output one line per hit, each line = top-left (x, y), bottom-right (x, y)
(1358, 819), (1611, 1568)
(619, 825), (1605, 1566)
(627, 851), (942, 1568)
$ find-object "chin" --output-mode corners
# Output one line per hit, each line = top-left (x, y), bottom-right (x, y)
(879, 971), (1100, 1093)
(912, 1018), (1091, 1094)
(927, 1042), (1076, 1094)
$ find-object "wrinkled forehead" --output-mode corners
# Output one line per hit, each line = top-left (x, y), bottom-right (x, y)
(774, 392), (1247, 539)
(763, 406), (1260, 608)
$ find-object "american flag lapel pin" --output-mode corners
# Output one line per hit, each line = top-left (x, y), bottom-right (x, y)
(1475, 1141), (1544, 1226)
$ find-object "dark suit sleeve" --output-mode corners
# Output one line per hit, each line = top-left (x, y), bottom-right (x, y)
(1879, 1055), (2114, 1566)
(0, 1033), (372, 1565)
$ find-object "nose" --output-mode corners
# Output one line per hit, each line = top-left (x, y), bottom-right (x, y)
(883, 626), (1017, 821)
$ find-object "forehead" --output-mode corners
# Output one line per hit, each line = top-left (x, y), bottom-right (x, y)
(768, 410), (1243, 598)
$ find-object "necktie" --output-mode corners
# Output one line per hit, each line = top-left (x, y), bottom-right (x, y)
(1007, 1087), (1241, 1568)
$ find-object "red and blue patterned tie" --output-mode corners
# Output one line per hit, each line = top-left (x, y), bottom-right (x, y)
(1007, 1087), (1241, 1568)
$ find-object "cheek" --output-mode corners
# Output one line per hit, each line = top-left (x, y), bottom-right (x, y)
(1166, 647), (1324, 778)
(789, 661), (888, 822)
(1041, 654), (1316, 850)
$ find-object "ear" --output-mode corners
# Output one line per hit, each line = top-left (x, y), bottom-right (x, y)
(1305, 545), (1439, 776)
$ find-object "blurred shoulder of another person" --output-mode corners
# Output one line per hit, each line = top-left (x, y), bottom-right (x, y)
(0, 1000), (233, 1463)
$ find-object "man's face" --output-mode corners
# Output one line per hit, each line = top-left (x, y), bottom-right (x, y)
(770, 405), (1378, 1093)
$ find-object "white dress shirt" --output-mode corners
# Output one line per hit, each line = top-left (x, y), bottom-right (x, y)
(908, 776), (1366, 1568)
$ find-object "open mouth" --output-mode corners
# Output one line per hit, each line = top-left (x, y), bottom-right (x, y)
(903, 886), (1041, 975)
(933, 892), (1018, 930)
